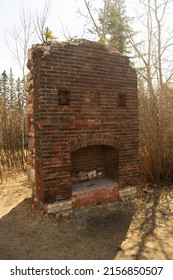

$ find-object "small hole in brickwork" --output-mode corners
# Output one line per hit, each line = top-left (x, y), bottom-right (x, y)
(58, 88), (70, 105)
(118, 93), (127, 107)
(90, 91), (101, 105)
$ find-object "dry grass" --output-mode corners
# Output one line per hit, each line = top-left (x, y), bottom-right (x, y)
(139, 89), (173, 184)
(0, 169), (31, 218)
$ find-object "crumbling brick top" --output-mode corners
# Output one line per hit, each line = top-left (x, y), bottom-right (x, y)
(27, 39), (122, 68)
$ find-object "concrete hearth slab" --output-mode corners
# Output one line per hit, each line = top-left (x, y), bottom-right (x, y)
(72, 177), (117, 193)
(72, 179), (119, 208)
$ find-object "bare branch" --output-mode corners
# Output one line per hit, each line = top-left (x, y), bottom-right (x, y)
(34, 1), (51, 43)
(83, 0), (102, 39)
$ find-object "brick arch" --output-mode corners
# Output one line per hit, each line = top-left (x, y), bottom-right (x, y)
(68, 133), (119, 153)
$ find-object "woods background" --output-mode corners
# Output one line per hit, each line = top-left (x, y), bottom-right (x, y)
(1, 0), (173, 184)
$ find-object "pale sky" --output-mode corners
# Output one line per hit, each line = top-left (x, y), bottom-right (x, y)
(0, 0), (139, 78)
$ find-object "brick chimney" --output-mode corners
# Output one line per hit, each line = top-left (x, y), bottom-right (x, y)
(26, 39), (138, 206)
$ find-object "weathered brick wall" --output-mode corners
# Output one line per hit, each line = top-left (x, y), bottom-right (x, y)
(27, 39), (138, 204)
(71, 145), (105, 175)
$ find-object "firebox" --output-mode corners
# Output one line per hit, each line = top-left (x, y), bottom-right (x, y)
(26, 39), (139, 206)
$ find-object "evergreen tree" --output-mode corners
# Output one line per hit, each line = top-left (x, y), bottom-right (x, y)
(0, 68), (28, 168)
(83, 0), (133, 54)
(0, 71), (9, 103)
(99, 0), (132, 54)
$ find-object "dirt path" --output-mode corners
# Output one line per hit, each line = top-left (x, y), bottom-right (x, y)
(0, 171), (31, 219)
(0, 171), (134, 260)
(0, 171), (173, 260)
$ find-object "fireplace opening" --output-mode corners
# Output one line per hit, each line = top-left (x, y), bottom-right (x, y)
(71, 145), (118, 193)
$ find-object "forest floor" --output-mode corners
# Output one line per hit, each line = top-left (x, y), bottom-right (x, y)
(0, 170), (173, 260)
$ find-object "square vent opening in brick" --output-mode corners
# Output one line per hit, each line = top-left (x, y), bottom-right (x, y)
(58, 88), (70, 106)
(118, 93), (127, 107)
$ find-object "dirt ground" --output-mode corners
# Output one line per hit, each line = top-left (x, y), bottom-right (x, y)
(0, 170), (173, 260)
(116, 184), (173, 260)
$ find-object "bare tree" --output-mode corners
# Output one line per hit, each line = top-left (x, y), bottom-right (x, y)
(6, 7), (34, 80)
(6, 1), (52, 75)
(5, 7), (35, 167)
(34, 1), (51, 43)
(129, 0), (173, 92)
(130, 0), (173, 183)
(5, 2), (53, 168)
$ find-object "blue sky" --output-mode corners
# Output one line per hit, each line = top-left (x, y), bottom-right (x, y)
(0, 0), (136, 78)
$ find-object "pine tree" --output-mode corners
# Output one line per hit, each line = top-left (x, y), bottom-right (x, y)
(104, 0), (132, 53)
(0, 68), (28, 168)
(0, 71), (9, 103)
(98, 0), (133, 54)
(83, 0), (133, 54)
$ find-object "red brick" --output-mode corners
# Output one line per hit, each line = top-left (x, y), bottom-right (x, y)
(27, 40), (138, 204)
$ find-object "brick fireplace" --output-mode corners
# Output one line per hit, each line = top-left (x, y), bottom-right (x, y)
(26, 39), (138, 208)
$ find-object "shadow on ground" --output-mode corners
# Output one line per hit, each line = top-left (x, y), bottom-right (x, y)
(0, 198), (134, 260)
(116, 186), (173, 260)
